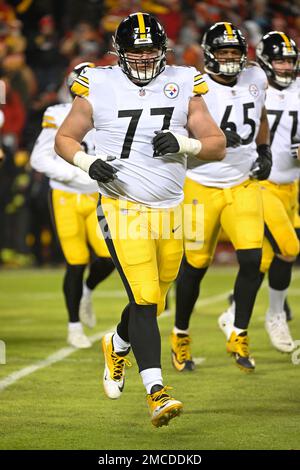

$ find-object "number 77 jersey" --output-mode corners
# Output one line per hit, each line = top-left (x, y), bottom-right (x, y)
(187, 65), (267, 188)
(71, 64), (208, 208)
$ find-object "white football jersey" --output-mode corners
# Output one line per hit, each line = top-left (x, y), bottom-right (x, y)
(30, 103), (98, 193)
(187, 66), (267, 188)
(266, 78), (300, 184)
(71, 65), (208, 208)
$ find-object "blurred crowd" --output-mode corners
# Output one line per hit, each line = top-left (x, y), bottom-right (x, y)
(0, 0), (300, 267)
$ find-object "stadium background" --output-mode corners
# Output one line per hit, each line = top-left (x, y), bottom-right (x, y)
(0, 0), (299, 268)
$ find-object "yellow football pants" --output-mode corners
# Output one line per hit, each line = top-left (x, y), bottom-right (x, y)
(260, 180), (300, 272)
(51, 189), (110, 265)
(294, 180), (300, 229)
(184, 178), (264, 268)
(98, 196), (184, 315)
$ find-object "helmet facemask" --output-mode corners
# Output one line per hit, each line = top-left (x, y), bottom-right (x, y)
(210, 47), (246, 76)
(202, 23), (247, 78)
(256, 32), (299, 89)
(113, 38), (166, 85)
(113, 12), (167, 86)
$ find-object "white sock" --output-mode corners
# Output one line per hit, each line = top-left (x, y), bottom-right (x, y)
(173, 326), (189, 335)
(268, 287), (287, 317)
(68, 322), (83, 332)
(112, 332), (130, 353)
(232, 326), (245, 336)
(82, 282), (92, 297)
(140, 368), (163, 394)
(228, 300), (236, 316)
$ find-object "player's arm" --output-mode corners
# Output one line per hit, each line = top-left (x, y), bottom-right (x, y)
(30, 128), (79, 182)
(152, 96), (226, 161)
(55, 97), (117, 182)
(250, 106), (272, 180)
(186, 95), (226, 161)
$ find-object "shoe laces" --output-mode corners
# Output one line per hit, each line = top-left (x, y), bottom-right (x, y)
(176, 335), (192, 362)
(111, 351), (131, 381)
(150, 386), (173, 405)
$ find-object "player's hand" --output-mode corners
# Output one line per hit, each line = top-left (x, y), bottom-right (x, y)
(250, 144), (272, 180)
(290, 142), (300, 159)
(223, 130), (242, 148)
(152, 130), (180, 156)
(88, 156), (118, 182)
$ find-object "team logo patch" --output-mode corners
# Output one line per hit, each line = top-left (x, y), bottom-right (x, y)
(164, 83), (179, 99)
(249, 84), (259, 97)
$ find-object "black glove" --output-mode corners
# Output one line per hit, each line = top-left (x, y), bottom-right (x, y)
(223, 130), (242, 148)
(88, 158), (118, 183)
(152, 130), (180, 156)
(250, 144), (272, 180)
(290, 142), (300, 159)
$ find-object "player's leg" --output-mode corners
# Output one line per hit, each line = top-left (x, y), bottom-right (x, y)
(173, 178), (222, 371)
(285, 180), (300, 321)
(262, 183), (299, 352)
(80, 194), (115, 328)
(98, 196), (182, 426)
(50, 189), (91, 348)
(221, 181), (264, 371)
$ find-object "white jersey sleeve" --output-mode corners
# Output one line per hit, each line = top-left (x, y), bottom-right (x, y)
(187, 65), (268, 188)
(266, 78), (300, 184)
(71, 65), (209, 208)
(30, 103), (99, 194)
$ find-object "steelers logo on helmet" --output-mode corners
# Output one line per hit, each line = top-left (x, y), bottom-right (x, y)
(201, 22), (247, 77)
(256, 31), (299, 88)
(113, 12), (167, 85)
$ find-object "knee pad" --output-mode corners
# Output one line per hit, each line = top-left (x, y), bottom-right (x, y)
(236, 248), (262, 277)
(136, 282), (160, 306)
(260, 255), (273, 274)
(185, 249), (212, 270)
(159, 249), (183, 283)
(282, 236), (300, 259)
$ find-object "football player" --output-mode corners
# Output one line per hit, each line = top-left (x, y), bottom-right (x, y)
(219, 32), (300, 353)
(54, 13), (225, 427)
(172, 22), (272, 373)
(30, 63), (115, 349)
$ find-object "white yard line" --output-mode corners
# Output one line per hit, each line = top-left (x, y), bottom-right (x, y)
(1, 270), (299, 392)
(0, 291), (228, 392)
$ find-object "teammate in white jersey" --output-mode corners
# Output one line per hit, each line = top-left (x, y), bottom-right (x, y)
(172, 22), (272, 373)
(54, 13), (225, 427)
(219, 32), (300, 353)
(30, 63), (114, 349)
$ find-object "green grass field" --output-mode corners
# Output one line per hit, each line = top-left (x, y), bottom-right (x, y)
(0, 266), (300, 450)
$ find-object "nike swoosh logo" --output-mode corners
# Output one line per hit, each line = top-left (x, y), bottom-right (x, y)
(172, 225), (181, 233)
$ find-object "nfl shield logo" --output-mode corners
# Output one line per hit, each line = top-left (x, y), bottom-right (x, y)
(164, 83), (179, 99)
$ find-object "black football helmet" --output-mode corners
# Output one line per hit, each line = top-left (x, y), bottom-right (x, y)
(256, 31), (299, 88)
(67, 62), (95, 98)
(113, 12), (167, 85)
(201, 22), (247, 77)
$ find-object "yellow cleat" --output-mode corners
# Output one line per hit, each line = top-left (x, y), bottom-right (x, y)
(171, 333), (195, 372)
(147, 385), (183, 428)
(102, 333), (131, 399)
(226, 331), (255, 373)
